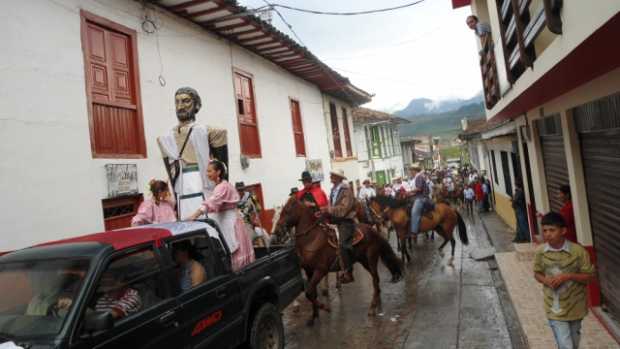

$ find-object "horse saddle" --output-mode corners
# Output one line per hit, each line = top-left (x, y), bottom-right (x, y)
(406, 199), (436, 218)
(324, 224), (364, 249)
(423, 200), (436, 217)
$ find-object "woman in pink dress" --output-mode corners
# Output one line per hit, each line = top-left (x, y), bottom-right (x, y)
(131, 180), (177, 226)
(188, 160), (255, 271)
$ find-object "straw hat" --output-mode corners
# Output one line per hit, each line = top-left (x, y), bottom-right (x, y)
(329, 169), (347, 179)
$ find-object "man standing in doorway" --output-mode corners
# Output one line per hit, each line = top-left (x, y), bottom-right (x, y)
(559, 185), (577, 243)
(512, 180), (530, 242)
(320, 169), (356, 284)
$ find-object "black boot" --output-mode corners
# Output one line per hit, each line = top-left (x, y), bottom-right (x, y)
(340, 248), (354, 284)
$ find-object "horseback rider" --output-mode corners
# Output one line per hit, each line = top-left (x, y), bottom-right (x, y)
(319, 169), (356, 284)
(407, 166), (430, 238)
(296, 171), (328, 208)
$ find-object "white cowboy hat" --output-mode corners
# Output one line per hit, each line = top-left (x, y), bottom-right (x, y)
(329, 169), (347, 179)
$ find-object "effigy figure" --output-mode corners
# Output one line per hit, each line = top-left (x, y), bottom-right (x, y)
(158, 87), (228, 220)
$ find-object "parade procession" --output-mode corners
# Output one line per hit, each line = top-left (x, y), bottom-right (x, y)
(2, 0), (620, 348)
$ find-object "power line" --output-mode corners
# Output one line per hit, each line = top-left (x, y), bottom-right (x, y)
(268, 1), (427, 16)
(261, 0), (307, 47)
(261, 1), (370, 103)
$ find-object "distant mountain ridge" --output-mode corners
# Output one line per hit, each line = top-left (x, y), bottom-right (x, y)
(396, 93), (484, 118)
(395, 93), (486, 143)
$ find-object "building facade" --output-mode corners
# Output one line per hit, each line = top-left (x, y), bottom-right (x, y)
(0, 0), (370, 251)
(454, 0), (620, 327)
(352, 108), (407, 187)
(322, 95), (371, 192)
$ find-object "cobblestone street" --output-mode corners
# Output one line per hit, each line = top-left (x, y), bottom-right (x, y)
(282, 212), (527, 348)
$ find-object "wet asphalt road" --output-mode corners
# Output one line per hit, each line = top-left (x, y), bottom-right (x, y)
(281, 215), (524, 349)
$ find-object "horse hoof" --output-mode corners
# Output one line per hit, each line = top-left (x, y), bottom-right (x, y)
(306, 319), (315, 327)
(368, 309), (376, 317)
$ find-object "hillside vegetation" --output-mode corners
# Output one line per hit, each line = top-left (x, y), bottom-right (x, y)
(398, 102), (485, 142)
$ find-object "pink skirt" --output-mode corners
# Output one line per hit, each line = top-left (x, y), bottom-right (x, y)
(231, 215), (255, 271)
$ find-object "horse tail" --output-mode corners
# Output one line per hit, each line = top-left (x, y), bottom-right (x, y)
(377, 235), (403, 281)
(456, 211), (469, 245)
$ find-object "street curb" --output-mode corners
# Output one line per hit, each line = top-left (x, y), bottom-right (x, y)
(477, 213), (529, 349)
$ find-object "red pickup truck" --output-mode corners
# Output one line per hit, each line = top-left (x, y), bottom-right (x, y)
(0, 220), (304, 349)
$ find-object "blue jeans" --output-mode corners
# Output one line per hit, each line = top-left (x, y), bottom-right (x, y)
(549, 319), (582, 349)
(410, 198), (425, 234)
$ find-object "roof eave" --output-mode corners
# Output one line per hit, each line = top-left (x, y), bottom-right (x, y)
(153, 0), (372, 103)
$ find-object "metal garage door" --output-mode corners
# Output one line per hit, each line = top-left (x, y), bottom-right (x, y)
(536, 115), (569, 212)
(574, 92), (620, 320)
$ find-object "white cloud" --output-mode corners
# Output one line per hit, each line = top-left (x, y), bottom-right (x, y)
(238, 0), (481, 111)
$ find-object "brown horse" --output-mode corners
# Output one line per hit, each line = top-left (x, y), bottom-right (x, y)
(273, 197), (403, 326)
(369, 195), (468, 265)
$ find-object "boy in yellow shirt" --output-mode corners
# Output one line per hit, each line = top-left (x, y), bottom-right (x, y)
(534, 212), (595, 349)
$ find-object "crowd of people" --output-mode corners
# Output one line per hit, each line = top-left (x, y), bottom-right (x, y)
(128, 156), (591, 349)
(131, 160), (265, 272)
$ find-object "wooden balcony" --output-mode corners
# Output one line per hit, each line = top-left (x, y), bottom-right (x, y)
(496, 0), (563, 84)
(480, 36), (501, 109)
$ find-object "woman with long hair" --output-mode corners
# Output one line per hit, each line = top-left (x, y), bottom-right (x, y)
(131, 180), (177, 226)
(188, 160), (255, 271)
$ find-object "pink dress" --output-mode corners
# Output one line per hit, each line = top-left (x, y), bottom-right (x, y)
(200, 180), (255, 271)
(131, 199), (177, 226)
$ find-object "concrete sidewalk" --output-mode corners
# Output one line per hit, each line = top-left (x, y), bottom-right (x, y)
(479, 212), (620, 349)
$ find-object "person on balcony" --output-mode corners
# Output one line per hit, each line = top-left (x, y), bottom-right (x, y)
(466, 15), (491, 38)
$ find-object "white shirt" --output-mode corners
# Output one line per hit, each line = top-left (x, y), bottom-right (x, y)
(407, 178), (416, 191)
(464, 188), (475, 200)
(426, 180), (434, 198)
(358, 186), (376, 201)
(444, 177), (454, 191)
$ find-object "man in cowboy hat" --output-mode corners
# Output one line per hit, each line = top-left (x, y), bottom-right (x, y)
(320, 169), (356, 283)
(407, 166), (430, 239)
(296, 170), (328, 208)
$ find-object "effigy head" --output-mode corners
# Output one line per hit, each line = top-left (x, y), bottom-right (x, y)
(175, 87), (202, 123)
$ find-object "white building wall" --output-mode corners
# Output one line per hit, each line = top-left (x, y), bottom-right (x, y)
(353, 123), (404, 182)
(0, 0), (332, 250)
(323, 96), (360, 188)
(485, 138), (515, 197)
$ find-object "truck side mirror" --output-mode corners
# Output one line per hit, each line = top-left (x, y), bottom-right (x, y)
(83, 311), (114, 333)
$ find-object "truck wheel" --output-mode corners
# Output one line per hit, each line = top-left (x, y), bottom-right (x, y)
(249, 303), (284, 349)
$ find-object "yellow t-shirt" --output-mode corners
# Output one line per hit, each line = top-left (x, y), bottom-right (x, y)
(533, 241), (595, 321)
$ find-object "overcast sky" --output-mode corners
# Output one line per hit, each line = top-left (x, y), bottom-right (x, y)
(238, 0), (482, 111)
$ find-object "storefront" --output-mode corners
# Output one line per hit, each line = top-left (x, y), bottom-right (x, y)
(572, 92), (620, 322)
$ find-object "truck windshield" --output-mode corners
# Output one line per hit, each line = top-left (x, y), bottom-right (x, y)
(0, 258), (89, 339)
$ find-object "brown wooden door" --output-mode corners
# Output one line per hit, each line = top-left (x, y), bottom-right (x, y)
(329, 103), (342, 158)
(244, 184), (274, 234)
(290, 100), (306, 156)
(342, 107), (353, 157)
(81, 11), (145, 157)
(234, 72), (261, 157)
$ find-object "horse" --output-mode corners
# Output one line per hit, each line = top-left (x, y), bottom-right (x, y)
(272, 197), (403, 326)
(368, 195), (468, 265)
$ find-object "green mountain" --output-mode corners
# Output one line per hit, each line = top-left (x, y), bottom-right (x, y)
(398, 101), (485, 143)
